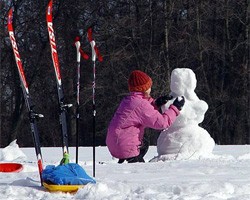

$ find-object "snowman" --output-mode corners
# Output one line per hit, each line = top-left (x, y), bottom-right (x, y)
(153, 68), (215, 161)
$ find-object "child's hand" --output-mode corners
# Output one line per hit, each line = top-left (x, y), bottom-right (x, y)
(173, 96), (185, 110)
(155, 95), (173, 107)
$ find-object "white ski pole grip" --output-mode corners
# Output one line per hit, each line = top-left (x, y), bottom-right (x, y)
(75, 41), (81, 62)
(90, 40), (96, 61)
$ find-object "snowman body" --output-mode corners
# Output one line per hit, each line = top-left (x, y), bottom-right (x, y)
(156, 68), (215, 160)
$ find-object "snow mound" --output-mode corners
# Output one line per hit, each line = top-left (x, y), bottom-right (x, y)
(0, 140), (27, 161)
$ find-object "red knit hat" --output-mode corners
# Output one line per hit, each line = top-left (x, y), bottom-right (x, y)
(128, 70), (152, 92)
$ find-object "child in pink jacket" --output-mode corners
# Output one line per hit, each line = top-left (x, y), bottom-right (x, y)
(106, 70), (185, 163)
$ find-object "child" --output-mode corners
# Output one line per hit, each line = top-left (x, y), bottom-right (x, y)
(106, 70), (185, 163)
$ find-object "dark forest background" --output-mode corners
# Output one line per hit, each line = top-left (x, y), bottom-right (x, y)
(0, 0), (249, 148)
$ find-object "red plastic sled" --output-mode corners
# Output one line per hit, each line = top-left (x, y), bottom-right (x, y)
(0, 163), (23, 173)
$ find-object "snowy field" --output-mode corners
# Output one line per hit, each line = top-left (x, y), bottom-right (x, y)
(2, 142), (250, 199)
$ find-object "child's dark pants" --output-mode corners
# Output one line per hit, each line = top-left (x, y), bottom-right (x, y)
(118, 138), (149, 163)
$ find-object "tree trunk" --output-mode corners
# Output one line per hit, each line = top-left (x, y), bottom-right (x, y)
(163, 0), (172, 80)
(246, 0), (250, 143)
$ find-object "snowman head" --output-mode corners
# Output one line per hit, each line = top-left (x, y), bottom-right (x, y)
(170, 68), (197, 100)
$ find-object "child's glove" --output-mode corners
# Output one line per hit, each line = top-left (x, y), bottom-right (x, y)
(60, 153), (69, 165)
(155, 95), (173, 107)
(173, 96), (185, 111)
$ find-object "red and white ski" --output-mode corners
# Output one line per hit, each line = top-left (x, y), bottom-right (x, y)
(46, 0), (71, 157)
(7, 7), (44, 183)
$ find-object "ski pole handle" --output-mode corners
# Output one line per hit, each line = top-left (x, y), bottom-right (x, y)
(75, 41), (81, 62)
(87, 28), (103, 62)
(74, 36), (89, 60)
(90, 40), (96, 61)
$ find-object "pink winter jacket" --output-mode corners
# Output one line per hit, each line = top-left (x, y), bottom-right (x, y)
(106, 92), (180, 159)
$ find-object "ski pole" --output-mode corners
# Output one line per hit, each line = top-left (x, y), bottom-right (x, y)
(74, 37), (89, 164)
(74, 37), (81, 164)
(87, 28), (103, 177)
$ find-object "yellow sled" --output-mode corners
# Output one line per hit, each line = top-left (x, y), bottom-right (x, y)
(43, 182), (85, 193)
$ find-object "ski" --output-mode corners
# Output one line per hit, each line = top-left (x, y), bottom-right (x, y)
(46, 0), (71, 157)
(7, 7), (44, 184)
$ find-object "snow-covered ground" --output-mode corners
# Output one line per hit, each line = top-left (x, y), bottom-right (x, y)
(2, 142), (250, 199)
(0, 67), (233, 200)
